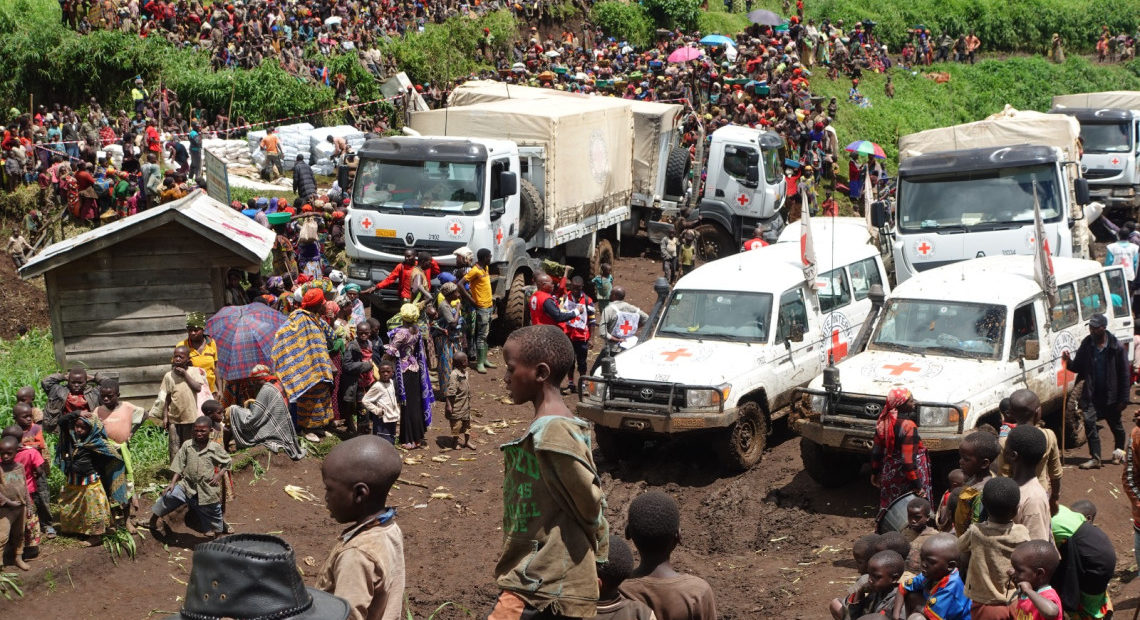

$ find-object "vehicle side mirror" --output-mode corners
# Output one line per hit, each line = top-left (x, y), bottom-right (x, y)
(870, 200), (890, 228)
(1074, 178), (1090, 206)
(868, 283), (886, 306)
(497, 171), (518, 199)
(1022, 338), (1040, 361)
(746, 165), (760, 185)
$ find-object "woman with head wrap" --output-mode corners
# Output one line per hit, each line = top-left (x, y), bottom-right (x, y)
(226, 365), (305, 460)
(870, 386), (931, 522)
(432, 282), (464, 395)
(384, 303), (434, 449)
(270, 287), (338, 439)
(179, 311), (219, 395)
(340, 283), (366, 327)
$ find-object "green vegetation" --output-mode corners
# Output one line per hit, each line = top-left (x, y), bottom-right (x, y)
(102, 527), (140, 564)
(813, 0), (1140, 53)
(375, 10), (519, 87)
(230, 186), (296, 207)
(642, 0), (701, 31)
(0, 572), (23, 600)
(592, 2), (655, 49)
(697, 10), (753, 39)
(808, 55), (1140, 166)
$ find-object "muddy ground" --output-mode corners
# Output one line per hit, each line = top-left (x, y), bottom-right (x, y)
(6, 252), (1140, 619)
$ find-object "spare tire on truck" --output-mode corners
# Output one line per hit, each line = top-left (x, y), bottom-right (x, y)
(502, 271), (529, 333)
(663, 146), (690, 200)
(518, 178), (542, 240)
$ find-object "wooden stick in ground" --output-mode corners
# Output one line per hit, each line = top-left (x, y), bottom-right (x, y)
(396, 478), (430, 489)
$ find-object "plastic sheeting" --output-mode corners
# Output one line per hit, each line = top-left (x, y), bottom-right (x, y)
(1053, 91), (1140, 111)
(410, 97), (634, 232)
(898, 106), (1081, 163)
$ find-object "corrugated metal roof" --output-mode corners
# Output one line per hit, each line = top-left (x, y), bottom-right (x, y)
(20, 190), (276, 278)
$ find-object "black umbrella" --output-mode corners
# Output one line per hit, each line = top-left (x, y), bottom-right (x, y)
(747, 9), (781, 26)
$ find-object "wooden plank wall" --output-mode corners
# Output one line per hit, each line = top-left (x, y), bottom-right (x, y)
(47, 222), (253, 406)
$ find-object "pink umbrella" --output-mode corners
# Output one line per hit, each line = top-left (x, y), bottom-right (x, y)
(668, 46), (703, 63)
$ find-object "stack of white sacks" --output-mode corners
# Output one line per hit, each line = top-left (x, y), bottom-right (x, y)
(308, 125), (366, 175)
(247, 122), (315, 171)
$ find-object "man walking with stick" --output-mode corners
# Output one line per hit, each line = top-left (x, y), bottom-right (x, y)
(1063, 313), (1131, 469)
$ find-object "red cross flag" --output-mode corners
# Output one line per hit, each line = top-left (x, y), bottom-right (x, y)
(1032, 182), (1058, 308)
(800, 185), (817, 283)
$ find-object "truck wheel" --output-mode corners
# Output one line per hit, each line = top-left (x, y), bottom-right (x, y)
(595, 427), (641, 463)
(663, 146), (691, 200)
(503, 272), (528, 333)
(800, 438), (860, 487)
(591, 238), (614, 279)
(518, 178), (542, 240)
(1062, 379), (1087, 448)
(718, 401), (766, 472)
(695, 223), (734, 261)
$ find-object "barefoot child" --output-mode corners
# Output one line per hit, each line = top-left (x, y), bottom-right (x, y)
(894, 534), (970, 620)
(362, 360), (400, 444)
(3, 425), (51, 544)
(831, 550), (903, 619)
(595, 535), (657, 620)
(14, 403), (46, 459)
(151, 346), (208, 464)
(41, 368), (101, 432)
(490, 324), (609, 619)
(957, 476), (1030, 618)
(316, 435), (405, 620)
(1008, 540), (1061, 619)
(445, 352), (474, 450)
(56, 412), (128, 544)
(150, 416), (232, 538)
(93, 378), (147, 532)
(0, 436), (31, 570)
(620, 491), (716, 620)
(830, 533), (881, 615)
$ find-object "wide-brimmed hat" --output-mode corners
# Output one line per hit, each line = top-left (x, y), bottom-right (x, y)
(165, 534), (348, 620)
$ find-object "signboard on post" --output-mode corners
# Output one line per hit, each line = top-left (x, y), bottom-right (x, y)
(204, 149), (230, 205)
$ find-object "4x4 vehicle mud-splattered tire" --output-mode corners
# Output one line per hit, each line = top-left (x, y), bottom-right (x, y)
(594, 426), (642, 463)
(800, 437), (861, 487)
(718, 401), (766, 471)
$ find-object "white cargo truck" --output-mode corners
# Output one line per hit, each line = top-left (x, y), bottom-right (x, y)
(794, 255), (1133, 486)
(886, 109), (1091, 282)
(1051, 91), (1140, 218)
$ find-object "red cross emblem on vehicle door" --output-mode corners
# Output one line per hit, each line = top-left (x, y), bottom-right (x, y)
(736, 193), (750, 206)
(1111, 157), (1121, 165)
(828, 329), (848, 363)
(916, 240), (933, 256)
(360, 217), (373, 230)
(449, 221), (462, 235)
(496, 228), (504, 245)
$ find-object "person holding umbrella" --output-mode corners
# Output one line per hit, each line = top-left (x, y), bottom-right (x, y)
(271, 289), (338, 440)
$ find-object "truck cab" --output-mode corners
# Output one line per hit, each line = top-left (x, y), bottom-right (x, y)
(1050, 106), (1140, 216)
(577, 235), (889, 471)
(690, 125), (787, 259)
(891, 144), (1086, 282)
(345, 137), (525, 302)
(795, 255), (1132, 487)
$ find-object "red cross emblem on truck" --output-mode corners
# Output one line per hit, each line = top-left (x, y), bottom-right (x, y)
(496, 228), (504, 245)
(1112, 157), (1121, 165)
(361, 217), (373, 230)
(736, 193), (750, 206)
(829, 329), (848, 363)
(883, 361), (921, 376)
(449, 222), (462, 235)
(916, 241), (933, 256)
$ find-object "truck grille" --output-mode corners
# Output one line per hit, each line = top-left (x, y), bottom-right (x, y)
(606, 380), (684, 410)
(1084, 168), (1121, 181)
(831, 393), (884, 420)
(356, 236), (466, 256)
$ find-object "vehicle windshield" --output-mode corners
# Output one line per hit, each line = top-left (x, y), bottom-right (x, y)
(897, 164), (1062, 233)
(353, 158), (484, 214)
(1080, 122), (1131, 153)
(762, 146), (782, 184)
(870, 299), (1007, 360)
(657, 290), (773, 342)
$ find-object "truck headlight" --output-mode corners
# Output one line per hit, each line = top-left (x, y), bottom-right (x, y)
(919, 402), (967, 428)
(348, 264), (369, 280)
(580, 378), (606, 401)
(809, 394), (827, 415)
(687, 384), (731, 409)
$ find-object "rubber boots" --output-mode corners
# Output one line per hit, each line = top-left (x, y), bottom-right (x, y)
(482, 346), (498, 369)
(475, 348), (488, 374)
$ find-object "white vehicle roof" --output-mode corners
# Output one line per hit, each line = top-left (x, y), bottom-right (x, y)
(777, 216), (872, 246)
(675, 236), (879, 294)
(890, 255), (1105, 305)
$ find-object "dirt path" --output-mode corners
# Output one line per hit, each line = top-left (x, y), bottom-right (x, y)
(7, 253), (1140, 619)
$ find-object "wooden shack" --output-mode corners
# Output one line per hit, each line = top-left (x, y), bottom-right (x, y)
(19, 190), (275, 405)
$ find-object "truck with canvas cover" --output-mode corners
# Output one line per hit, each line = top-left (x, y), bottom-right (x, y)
(794, 256), (1132, 487)
(889, 109), (1091, 282)
(1051, 91), (1140, 219)
(345, 96), (635, 330)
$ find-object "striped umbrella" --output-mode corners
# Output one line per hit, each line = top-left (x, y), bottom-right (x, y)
(845, 140), (887, 159)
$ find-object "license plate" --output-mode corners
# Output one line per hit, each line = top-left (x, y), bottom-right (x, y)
(671, 417), (705, 429)
(375, 229), (397, 238)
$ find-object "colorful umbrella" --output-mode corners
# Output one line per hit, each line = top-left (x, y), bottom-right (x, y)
(206, 303), (288, 381)
(747, 9), (781, 25)
(667, 46), (703, 63)
(845, 140), (887, 159)
(699, 34), (736, 47)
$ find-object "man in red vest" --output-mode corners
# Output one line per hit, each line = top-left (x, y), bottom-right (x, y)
(529, 273), (580, 327)
(742, 225), (769, 251)
(560, 276), (596, 393)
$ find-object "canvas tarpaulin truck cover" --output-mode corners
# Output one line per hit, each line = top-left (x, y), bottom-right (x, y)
(898, 107), (1081, 163)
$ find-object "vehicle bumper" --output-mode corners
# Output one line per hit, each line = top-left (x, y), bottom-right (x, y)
(1090, 185), (1139, 209)
(794, 418), (963, 454)
(575, 402), (738, 434)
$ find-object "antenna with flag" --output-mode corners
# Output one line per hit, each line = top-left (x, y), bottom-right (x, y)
(801, 187), (818, 284)
(1032, 182), (1059, 308)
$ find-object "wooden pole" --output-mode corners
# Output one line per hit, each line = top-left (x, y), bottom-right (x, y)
(1061, 360), (1068, 458)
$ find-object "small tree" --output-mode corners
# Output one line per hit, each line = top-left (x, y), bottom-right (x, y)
(641, 0), (701, 32)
